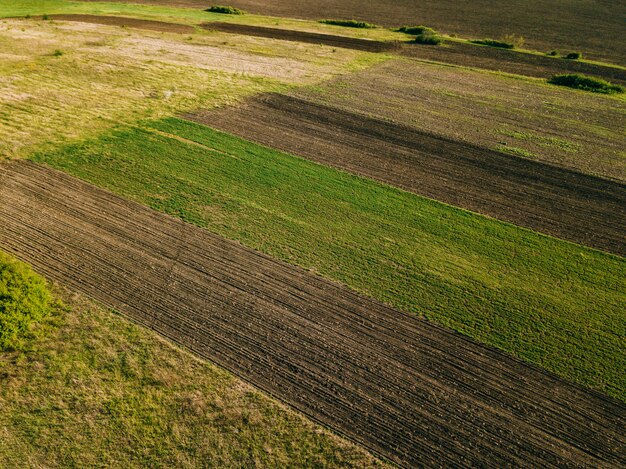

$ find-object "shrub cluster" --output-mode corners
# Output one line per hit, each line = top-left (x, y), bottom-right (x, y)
(471, 39), (515, 49)
(548, 74), (623, 94)
(205, 5), (245, 15)
(414, 33), (443, 45)
(0, 253), (53, 351)
(398, 25), (443, 45)
(319, 19), (377, 29)
(397, 25), (434, 35)
(565, 52), (582, 60)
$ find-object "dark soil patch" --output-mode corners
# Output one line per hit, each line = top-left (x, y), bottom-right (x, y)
(1, 160), (625, 467)
(186, 94), (626, 256)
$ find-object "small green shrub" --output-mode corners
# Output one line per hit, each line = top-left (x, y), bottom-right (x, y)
(52, 49), (64, 57)
(205, 5), (245, 15)
(0, 252), (53, 351)
(414, 34), (443, 45)
(397, 25), (435, 35)
(548, 74), (623, 94)
(471, 38), (515, 49)
(319, 19), (377, 29)
(42, 14), (49, 20)
(565, 52), (582, 60)
(547, 50), (559, 56)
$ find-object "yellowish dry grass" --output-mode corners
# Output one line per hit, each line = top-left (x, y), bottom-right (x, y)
(0, 287), (385, 467)
(0, 18), (384, 159)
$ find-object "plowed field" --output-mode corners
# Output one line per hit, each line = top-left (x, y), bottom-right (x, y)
(186, 94), (626, 256)
(1, 160), (624, 467)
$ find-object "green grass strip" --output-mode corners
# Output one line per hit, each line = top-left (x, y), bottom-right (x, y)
(32, 118), (626, 400)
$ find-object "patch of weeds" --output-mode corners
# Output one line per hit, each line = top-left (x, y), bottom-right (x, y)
(548, 74), (623, 94)
(205, 5), (245, 14)
(502, 34), (525, 48)
(471, 38), (515, 49)
(565, 52), (582, 60)
(496, 129), (581, 153)
(52, 49), (63, 57)
(319, 19), (377, 29)
(0, 252), (54, 351)
(547, 50), (559, 57)
(496, 144), (535, 158)
(41, 14), (49, 20)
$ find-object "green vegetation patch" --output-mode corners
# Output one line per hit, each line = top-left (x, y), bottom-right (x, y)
(496, 129), (581, 153)
(471, 38), (515, 49)
(397, 25), (435, 35)
(414, 33), (443, 45)
(0, 252), (53, 351)
(33, 118), (626, 401)
(205, 5), (245, 15)
(0, 292), (382, 467)
(548, 74), (624, 94)
(319, 19), (377, 29)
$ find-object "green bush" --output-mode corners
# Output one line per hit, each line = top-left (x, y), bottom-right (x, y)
(205, 5), (245, 15)
(548, 74), (623, 94)
(0, 252), (53, 350)
(565, 51), (582, 60)
(319, 19), (377, 29)
(547, 50), (559, 56)
(52, 49), (64, 57)
(397, 25), (435, 35)
(471, 38), (515, 49)
(414, 34), (443, 45)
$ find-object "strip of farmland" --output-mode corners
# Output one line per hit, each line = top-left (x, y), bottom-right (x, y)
(1, 160), (624, 467)
(186, 93), (626, 256)
(203, 22), (626, 83)
(202, 22), (400, 53)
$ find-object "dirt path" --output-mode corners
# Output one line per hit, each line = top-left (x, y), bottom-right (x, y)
(186, 94), (626, 256)
(47, 14), (196, 33)
(1, 160), (624, 467)
(203, 22), (626, 83)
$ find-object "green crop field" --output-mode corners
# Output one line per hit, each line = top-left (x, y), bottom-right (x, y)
(32, 118), (626, 401)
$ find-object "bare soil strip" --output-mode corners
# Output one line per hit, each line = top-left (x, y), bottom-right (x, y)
(202, 22), (400, 53)
(47, 14), (196, 34)
(187, 94), (626, 256)
(203, 22), (626, 83)
(1, 160), (624, 467)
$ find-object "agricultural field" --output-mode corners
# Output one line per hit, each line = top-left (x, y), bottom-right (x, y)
(1, 0), (625, 467)
(80, 0), (626, 64)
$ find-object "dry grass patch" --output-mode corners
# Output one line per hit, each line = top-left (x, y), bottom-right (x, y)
(0, 287), (384, 468)
(0, 18), (379, 159)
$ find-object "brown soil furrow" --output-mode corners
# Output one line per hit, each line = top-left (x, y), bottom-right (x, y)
(202, 22), (626, 83)
(1, 161), (624, 467)
(186, 93), (626, 256)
